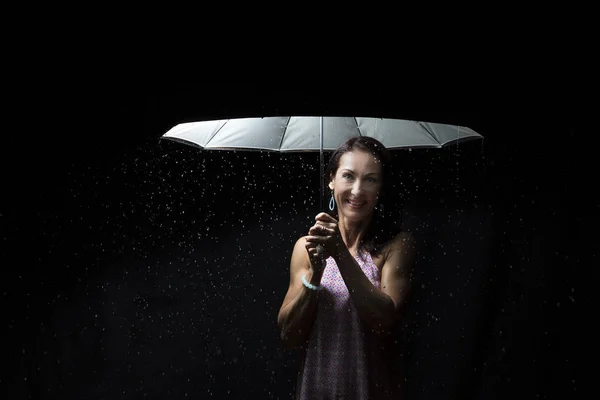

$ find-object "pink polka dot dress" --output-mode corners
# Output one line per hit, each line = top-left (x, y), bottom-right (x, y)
(295, 252), (400, 400)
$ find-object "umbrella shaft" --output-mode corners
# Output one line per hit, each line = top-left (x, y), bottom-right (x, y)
(320, 117), (324, 212)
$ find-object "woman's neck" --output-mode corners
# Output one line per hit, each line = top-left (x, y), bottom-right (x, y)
(338, 214), (372, 254)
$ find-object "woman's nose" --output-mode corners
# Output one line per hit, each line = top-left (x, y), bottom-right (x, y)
(351, 181), (363, 195)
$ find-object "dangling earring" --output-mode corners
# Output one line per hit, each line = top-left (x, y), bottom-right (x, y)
(329, 193), (336, 211)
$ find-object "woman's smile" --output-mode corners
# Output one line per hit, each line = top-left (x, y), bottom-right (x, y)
(346, 199), (366, 209)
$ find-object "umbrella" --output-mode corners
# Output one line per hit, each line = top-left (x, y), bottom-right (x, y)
(160, 116), (483, 210)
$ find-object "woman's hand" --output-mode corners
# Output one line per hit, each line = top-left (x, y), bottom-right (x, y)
(306, 213), (345, 258)
(305, 240), (328, 274)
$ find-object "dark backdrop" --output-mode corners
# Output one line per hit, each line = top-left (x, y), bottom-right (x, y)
(2, 85), (578, 399)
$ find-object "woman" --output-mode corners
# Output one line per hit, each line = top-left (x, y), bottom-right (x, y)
(277, 136), (416, 399)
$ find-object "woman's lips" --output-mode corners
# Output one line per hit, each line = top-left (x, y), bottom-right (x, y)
(347, 199), (365, 208)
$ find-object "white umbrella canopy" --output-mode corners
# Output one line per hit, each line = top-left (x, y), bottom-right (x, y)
(161, 116), (482, 152)
(160, 116), (483, 210)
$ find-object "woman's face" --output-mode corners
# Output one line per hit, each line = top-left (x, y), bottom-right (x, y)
(328, 150), (383, 221)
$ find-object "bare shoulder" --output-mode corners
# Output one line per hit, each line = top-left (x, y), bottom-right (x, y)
(384, 231), (417, 259)
(291, 236), (311, 268)
(293, 235), (309, 252)
(394, 230), (416, 248)
(296, 235), (309, 245)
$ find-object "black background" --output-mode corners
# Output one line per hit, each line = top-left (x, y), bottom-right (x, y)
(2, 82), (579, 399)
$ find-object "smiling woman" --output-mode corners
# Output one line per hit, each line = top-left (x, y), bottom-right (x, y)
(277, 136), (416, 400)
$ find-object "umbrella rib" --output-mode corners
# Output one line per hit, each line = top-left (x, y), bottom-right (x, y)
(353, 117), (363, 136)
(205, 120), (229, 147)
(277, 117), (291, 151)
(417, 122), (441, 144)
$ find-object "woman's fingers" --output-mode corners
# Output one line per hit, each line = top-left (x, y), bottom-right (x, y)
(306, 242), (320, 257)
(306, 243), (323, 255)
(308, 225), (323, 235)
(308, 228), (330, 238)
(305, 241), (327, 261)
(305, 240), (321, 249)
(309, 222), (334, 235)
(305, 235), (324, 244)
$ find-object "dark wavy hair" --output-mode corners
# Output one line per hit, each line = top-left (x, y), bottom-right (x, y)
(325, 136), (402, 258)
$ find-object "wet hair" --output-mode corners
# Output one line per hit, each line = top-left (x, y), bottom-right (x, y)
(325, 136), (402, 258)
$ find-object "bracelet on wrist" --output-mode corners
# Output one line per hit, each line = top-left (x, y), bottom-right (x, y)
(302, 274), (322, 291)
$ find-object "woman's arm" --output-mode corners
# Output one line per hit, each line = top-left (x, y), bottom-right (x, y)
(333, 231), (416, 336)
(277, 237), (324, 349)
